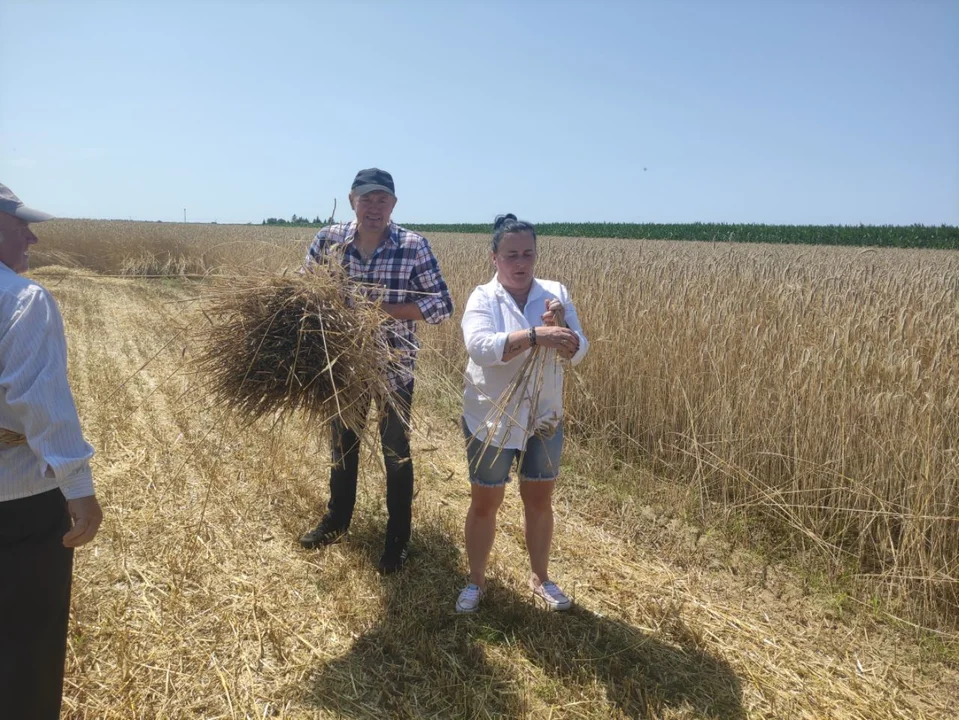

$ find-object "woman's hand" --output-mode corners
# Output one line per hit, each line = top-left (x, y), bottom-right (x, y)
(542, 298), (566, 327)
(536, 325), (579, 360)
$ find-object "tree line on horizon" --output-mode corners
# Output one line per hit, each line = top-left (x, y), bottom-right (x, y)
(259, 216), (959, 249)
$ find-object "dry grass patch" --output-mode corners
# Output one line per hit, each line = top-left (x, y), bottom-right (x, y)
(32, 219), (306, 276)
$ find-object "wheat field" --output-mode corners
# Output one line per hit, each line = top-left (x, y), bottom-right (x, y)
(422, 235), (959, 623)
(23, 220), (959, 719)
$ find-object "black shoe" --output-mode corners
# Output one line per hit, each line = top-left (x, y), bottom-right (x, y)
(299, 517), (348, 549)
(377, 536), (410, 575)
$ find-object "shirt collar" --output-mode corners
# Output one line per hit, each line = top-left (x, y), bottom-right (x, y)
(345, 221), (400, 250)
(491, 277), (546, 306)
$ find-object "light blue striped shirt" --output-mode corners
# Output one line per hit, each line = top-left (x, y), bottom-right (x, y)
(0, 263), (95, 501)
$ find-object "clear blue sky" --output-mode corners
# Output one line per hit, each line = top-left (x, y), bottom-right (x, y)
(1, 0), (956, 225)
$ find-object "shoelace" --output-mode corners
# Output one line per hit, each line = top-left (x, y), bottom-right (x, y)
(460, 584), (482, 603)
(384, 545), (407, 561)
(539, 582), (568, 602)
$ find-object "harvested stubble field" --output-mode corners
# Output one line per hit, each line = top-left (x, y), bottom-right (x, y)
(26, 220), (959, 719)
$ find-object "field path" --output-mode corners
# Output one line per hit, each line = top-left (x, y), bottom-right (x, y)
(37, 270), (956, 720)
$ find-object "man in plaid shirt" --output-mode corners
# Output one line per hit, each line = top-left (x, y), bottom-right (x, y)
(299, 168), (453, 574)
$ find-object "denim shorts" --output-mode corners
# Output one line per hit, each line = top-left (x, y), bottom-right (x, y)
(461, 417), (564, 487)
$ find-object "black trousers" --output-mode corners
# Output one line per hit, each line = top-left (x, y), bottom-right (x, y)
(0, 489), (74, 720)
(327, 382), (414, 543)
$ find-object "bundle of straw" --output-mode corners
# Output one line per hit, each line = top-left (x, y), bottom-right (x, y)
(192, 271), (396, 430)
(0, 428), (27, 446)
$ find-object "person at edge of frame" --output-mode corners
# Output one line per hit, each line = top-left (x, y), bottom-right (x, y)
(0, 182), (104, 719)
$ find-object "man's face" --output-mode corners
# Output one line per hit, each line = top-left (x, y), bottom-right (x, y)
(0, 212), (38, 273)
(351, 190), (397, 237)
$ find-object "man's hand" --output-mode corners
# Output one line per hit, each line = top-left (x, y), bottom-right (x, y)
(381, 302), (425, 322)
(63, 495), (103, 548)
(542, 298), (566, 328)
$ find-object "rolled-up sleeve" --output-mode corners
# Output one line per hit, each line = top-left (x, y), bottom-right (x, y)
(462, 289), (511, 366)
(410, 237), (453, 324)
(561, 285), (589, 367)
(1, 287), (94, 499)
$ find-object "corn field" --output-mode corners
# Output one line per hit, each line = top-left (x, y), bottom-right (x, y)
(256, 221), (959, 249)
(408, 222), (959, 249)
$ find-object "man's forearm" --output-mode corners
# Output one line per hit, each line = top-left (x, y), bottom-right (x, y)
(381, 302), (425, 321)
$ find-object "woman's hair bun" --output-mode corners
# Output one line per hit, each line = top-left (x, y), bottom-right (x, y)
(493, 213), (517, 230)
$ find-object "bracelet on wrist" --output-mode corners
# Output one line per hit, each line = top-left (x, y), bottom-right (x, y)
(528, 326), (537, 346)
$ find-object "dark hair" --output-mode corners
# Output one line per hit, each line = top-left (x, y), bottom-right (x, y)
(491, 214), (537, 253)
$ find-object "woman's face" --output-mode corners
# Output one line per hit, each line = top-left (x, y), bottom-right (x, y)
(493, 230), (536, 293)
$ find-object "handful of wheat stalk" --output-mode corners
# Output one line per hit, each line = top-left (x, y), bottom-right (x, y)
(0, 428), (27, 446)
(478, 344), (561, 465)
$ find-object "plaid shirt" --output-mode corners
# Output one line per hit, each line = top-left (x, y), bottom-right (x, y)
(303, 221), (453, 392)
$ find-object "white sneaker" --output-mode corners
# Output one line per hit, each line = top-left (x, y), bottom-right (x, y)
(532, 580), (572, 611)
(455, 583), (484, 613)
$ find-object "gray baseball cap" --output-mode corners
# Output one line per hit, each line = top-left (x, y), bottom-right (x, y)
(0, 183), (55, 222)
(351, 168), (395, 198)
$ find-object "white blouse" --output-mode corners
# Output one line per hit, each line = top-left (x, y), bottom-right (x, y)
(461, 277), (588, 449)
(0, 263), (95, 502)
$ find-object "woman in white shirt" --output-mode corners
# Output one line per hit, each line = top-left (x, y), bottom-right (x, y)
(456, 214), (589, 613)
